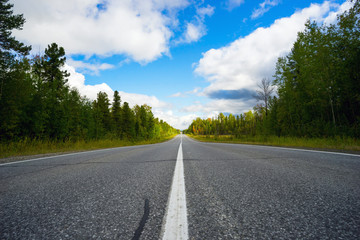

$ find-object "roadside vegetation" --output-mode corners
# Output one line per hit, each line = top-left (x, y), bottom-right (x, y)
(0, 134), (177, 159)
(185, 2), (360, 152)
(188, 134), (360, 152)
(0, 0), (179, 158)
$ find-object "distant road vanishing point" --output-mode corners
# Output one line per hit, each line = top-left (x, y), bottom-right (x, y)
(1, 134), (359, 239)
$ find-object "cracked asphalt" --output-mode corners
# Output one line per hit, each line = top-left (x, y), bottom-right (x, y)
(1, 134), (359, 239)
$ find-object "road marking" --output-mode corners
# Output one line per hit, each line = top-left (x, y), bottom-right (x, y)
(0, 136), (181, 167)
(259, 145), (360, 157)
(186, 135), (360, 158)
(161, 135), (188, 240)
(0, 144), (152, 167)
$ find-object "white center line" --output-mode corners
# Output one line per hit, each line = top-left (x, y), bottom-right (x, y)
(161, 135), (188, 240)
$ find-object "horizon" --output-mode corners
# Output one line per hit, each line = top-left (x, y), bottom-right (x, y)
(11, 0), (352, 129)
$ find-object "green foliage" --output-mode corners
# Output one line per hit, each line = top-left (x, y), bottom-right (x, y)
(184, 110), (262, 137)
(272, 2), (360, 137)
(112, 90), (122, 137)
(0, 0), (32, 140)
(121, 102), (135, 139)
(0, 134), (178, 159)
(0, 54), (178, 143)
(189, 134), (360, 152)
(186, 2), (360, 141)
(0, 1), (179, 153)
(0, 0), (31, 73)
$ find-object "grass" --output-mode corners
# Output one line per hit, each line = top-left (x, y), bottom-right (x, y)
(0, 135), (177, 160)
(188, 134), (360, 152)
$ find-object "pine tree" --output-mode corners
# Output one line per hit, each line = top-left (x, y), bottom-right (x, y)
(93, 92), (110, 138)
(112, 90), (122, 137)
(0, 0), (31, 141)
(40, 43), (70, 139)
(122, 102), (135, 139)
(0, 0), (31, 85)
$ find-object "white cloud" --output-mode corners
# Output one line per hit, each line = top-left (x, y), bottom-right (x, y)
(67, 59), (114, 75)
(193, 1), (351, 117)
(153, 110), (197, 130)
(117, 91), (171, 109)
(176, 5), (214, 44)
(182, 22), (205, 43)
(323, 1), (353, 25)
(170, 87), (201, 97)
(12, 0), (189, 63)
(182, 99), (257, 116)
(225, 0), (244, 11)
(65, 63), (170, 108)
(64, 63), (192, 128)
(65, 64), (114, 100)
(251, 0), (280, 19)
(170, 92), (184, 97)
(196, 5), (215, 17)
(195, 1), (349, 97)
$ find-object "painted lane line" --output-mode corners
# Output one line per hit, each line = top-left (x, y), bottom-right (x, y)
(258, 145), (360, 157)
(0, 136), (182, 167)
(0, 146), (142, 166)
(161, 135), (188, 240)
(186, 135), (360, 158)
(0, 141), (166, 167)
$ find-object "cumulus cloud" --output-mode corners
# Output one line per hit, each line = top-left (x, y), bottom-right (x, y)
(225, 0), (245, 11)
(170, 87), (201, 97)
(323, 1), (354, 25)
(251, 0), (280, 19)
(65, 63), (114, 100)
(176, 5), (214, 44)
(182, 22), (205, 43)
(195, 1), (351, 99)
(65, 63), (170, 108)
(12, 0), (189, 63)
(64, 63), (193, 128)
(207, 89), (255, 100)
(170, 92), (184, 97)
(191, 1), (352, 117)
(153, 110), (198, 130)
(67, 59), (114, 75)
(117, 91), (171, 109)
(182, 99), (257, 116)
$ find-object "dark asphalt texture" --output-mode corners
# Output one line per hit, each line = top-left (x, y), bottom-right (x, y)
(1, 134), (360, 239)
(0, 138), (179, 239)
(182, 136), (360, 239)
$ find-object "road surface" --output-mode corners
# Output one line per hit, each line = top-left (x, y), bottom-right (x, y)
(1, 134), (359, 239)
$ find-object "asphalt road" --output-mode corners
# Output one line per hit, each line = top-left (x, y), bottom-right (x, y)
(1, 134), (359, 239)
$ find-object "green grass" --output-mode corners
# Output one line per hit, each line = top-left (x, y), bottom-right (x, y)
(0, 135), (177, 160)
(188, 134), (360, 152)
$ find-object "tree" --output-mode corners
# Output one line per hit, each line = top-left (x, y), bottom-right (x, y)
(40, 43), (70, 139)
(42, 43), (69, 97)
(111, 90), (122, 137)
(0, 0), (31, 98)
(122, 102), (135, 139)
(93, 91), (111, 138)
(62, 89), (84, 140)
(0, 59), (33, 140)
(254, 78), (274, 116)
(0, 0), (32, 141)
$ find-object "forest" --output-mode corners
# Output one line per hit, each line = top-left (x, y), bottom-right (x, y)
(0, 0), (178, 147)
(185, 1), (360, 139)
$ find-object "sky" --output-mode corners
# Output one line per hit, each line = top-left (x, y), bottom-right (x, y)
(11, 0), (352, 129)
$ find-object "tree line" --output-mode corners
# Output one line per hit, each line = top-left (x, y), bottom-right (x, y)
(186, 1), (360, 138)
(0, 0), (178, 143)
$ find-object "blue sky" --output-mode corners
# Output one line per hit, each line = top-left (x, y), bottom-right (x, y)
(12, 0), (351, 129)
